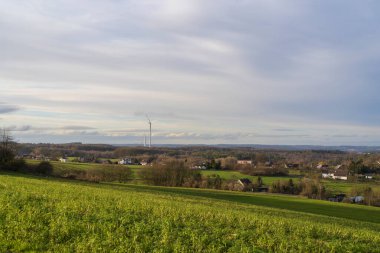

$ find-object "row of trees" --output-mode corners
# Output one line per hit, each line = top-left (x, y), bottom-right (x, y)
(269, 178), (327, 199)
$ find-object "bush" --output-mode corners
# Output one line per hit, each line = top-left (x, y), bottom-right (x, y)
(1, 159), (27, 172)
(34, 161), (53, 175)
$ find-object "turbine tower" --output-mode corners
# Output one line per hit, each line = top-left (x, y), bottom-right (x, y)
(146, 115), (152, 148)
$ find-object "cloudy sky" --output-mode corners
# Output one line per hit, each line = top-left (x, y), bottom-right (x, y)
(1, 0), (380, 145)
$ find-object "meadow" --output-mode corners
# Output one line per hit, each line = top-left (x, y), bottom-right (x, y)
(201, 170), (301, 185)
(322, 180), (380, 194)
(1, 172), (380, 252)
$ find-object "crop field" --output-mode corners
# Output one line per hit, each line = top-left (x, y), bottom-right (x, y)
(1, 173), (380, 252)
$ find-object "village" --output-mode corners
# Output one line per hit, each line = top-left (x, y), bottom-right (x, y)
(16, 143), (379, 206)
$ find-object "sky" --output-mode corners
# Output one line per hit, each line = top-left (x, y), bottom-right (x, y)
(1, 0), (380, 145)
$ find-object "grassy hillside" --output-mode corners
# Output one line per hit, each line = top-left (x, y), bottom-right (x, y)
(1, 173), (380, 252)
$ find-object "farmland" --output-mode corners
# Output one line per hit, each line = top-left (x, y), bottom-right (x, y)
(1, 173), (380, 252)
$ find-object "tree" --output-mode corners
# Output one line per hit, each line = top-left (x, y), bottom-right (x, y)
(256, 176), (263, 187)
(348, 159), (368, 175)
(138, 160), (196, 187)
(0, 129), (16, 167)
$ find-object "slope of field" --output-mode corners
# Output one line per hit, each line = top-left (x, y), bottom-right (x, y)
(1, 173), (380, 252)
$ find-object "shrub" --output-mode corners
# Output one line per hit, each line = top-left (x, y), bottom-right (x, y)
(34, 161), (53, 175)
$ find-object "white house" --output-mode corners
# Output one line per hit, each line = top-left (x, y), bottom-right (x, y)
(118, 158), (133, 165)
(364, 174), (374, 179)
(59, 158), (68, 163)
(321, 167), (348, 181)
(332, 170), (348, 180)
(350, 196), (364, 203)
(322, 172), (334, 179)
(191, 164), (207, 170)
(317, 163), (329, 169)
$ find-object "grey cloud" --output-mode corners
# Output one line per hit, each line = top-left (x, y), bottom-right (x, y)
(0, 104), (19, 114)
(5, 125), (32, 131)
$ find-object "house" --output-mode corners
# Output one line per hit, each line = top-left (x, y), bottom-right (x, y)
(332, 170), (348, 180)
(321, 169), (333, 179)
(118, 158), (133, 165)
(59, 158), (68, 163)
(238, 178), (252, 187)
(237, 160), (252, 165)
(334, 165), (344, 170)
(316, 163), (329, 169)
(321, 166), (348, 180)
(191, 164), (207, 170)
(350, 196), (364, 203)
(285, 163), (299, 169)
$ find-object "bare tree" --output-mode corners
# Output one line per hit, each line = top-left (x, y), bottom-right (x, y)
(0, 129), (16, 165)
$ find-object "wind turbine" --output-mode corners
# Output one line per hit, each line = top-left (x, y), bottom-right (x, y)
(146, 115), (152, 148)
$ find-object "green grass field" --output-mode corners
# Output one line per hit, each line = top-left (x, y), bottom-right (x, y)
(201, 170), (300, 185)
(1, 173), (380, 252)
(322, 180), (380, 194)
